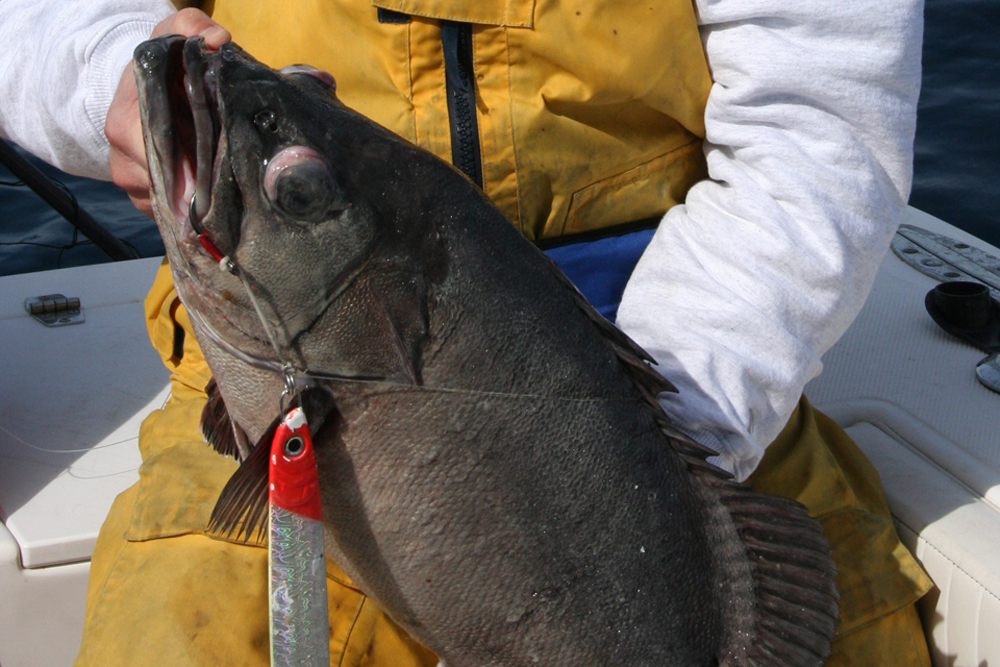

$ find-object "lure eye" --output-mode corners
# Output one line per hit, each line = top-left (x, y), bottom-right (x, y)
(283, 435), (304, 457)
(264, 146), (346, 222)
(254, 110), (278, 133)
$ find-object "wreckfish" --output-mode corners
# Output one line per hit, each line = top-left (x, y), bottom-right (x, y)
(134, 35), (838, 667)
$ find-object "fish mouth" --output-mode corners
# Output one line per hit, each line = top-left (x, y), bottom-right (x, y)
(134, 37), (270, 348)
(134, 36), (223, 238)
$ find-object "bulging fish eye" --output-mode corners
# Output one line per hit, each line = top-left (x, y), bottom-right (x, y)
(254, 110), (279, 133)
(264, 146), (345, 222)
(274, 163), (336, 220)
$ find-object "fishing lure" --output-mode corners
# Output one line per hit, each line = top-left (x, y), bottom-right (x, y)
(268, 407), (330, 667)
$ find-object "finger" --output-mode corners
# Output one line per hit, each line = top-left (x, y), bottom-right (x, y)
(127, 190), (153, 218)
(109, 143), (150, 194)
(152, 8), (231, 49)
(106, 69), (143, 161)
(116, 163), (153, 217)
(106, 67), (151, 216)
(110, 144), (154, 215)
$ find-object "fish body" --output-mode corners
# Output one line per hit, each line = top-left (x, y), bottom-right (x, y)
(134, 36), (838, 666)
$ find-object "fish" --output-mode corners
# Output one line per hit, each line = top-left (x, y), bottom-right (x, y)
(134, 35), (839, 666)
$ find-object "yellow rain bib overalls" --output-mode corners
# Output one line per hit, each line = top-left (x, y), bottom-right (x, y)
(76, 1), (933, 664)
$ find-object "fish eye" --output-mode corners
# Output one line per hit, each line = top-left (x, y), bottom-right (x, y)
(272, 161), (339, 221)
(254, 110), (279, 133)
(283, 435), (304, 457)
(264, 146), (345, 222)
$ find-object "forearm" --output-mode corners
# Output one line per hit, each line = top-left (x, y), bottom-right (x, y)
(0, 0), (173, 178)
(616, 0), (924, 480)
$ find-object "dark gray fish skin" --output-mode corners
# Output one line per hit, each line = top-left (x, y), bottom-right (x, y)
(134, 36), (838, 667)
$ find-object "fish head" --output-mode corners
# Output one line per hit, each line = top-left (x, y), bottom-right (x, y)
(133, 36), (436, 361)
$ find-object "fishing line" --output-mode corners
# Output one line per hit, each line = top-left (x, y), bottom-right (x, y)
(67, 466), (140, 480)
(0, 169), (140, 267)
(1, 176), (92, 268)
(0, 421), (139, 454)
(189, 192), (300, 403)
(0, 393), (168, 454)
(189, 302), (653, 404)
(0, 240), (92, 250)
(237, 271), (293, 376)
(188, 313), (650, 404)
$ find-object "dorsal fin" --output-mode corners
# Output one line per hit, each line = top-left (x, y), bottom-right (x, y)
(544, 255), (676, 396)
(201, 378), (249, 460)
(541, 251), (745, 484)
(543, 249), (838, 662)
(541, 254), (734, 476)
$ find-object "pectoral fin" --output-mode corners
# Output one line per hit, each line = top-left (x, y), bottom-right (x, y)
(200, 378), (251, 460)
(207, 414), (276, 544)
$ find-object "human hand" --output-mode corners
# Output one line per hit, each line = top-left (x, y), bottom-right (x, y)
(106, 8), (230, 216)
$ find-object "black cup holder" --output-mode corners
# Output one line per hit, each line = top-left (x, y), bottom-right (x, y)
(925, 281), (1000, 352)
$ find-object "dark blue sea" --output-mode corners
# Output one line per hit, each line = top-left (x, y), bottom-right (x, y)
(2, 1), (998, 276)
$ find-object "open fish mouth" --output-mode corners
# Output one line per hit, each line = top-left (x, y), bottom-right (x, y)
(134, 36), (223, 237)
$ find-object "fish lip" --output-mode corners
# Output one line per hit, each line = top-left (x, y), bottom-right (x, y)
(133, 35), (223, 248)
(183, 38), (220, 226)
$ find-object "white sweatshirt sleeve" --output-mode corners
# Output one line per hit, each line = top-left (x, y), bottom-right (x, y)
(0, 0), (173, 179)
(616, 0), (925, 480)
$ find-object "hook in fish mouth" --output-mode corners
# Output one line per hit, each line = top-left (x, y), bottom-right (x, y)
(134, 35), (223, 239)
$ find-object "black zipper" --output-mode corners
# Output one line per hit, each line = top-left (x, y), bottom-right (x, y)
(440, 21), (483, 188)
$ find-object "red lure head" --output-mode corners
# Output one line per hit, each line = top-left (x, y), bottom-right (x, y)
(269, 407), (323, 521)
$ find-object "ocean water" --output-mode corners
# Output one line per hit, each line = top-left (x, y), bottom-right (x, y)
(910, 0), (1000, 249)
(0, 149), (163, 276)
(1, 3), (998, 277)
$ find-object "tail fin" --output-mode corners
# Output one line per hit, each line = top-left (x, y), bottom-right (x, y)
(698, 475), (839, 667)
